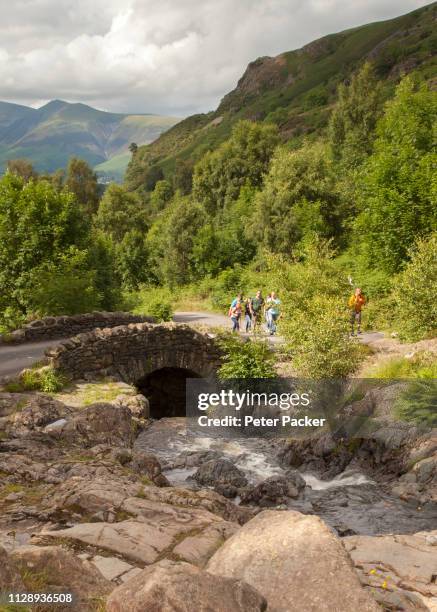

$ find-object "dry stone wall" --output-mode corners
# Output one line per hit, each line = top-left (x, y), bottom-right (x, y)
(1, 312), (154, 344)
(47, 323), (222, 382)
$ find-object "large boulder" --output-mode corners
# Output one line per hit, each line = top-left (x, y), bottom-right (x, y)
(62, 403), (136, 448)
(207, 510), (380, 612)
(10, 545), (112, 611)
(193, 459), (248, 497)
(7, 394), (72, 435)
(129, 451), (170, 487)
(106, 559), (266, 612)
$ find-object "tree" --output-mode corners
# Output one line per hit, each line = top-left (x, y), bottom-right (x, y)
(7, 159), (38, 182)
(250, 143), (342, 255)
(173, 159), (194, 195)
(355, 77), (437, 274)
(95, 184), (146, 241)
(129, 142), (138, 155)
(116, 229), (155, 290)
(65, 157), (100, 216)
(150, 180), (173, 215)
(0, 174), (89, 320)
(328, 63), (382, 169)
(192, 120), (279, 216)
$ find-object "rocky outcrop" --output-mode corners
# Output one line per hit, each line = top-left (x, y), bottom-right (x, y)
(193, 458), (248, 498)
(106, 560), (266, 612)
(344, 531), (437, 611)
(0, 546), (25, 591)
(47, 323), (222, 382)
(1, 312), (154, 344)
(240, 474), (305, 507)
(207, 510), (380, 612)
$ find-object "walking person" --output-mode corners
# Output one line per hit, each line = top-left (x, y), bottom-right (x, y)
(229, 299), (242, 333)
(348, 287), (366, 335)
(264, 292), (272, 332)
(266, 291), (281, 335)
(244, 297), (253, 332)
(250, 290), (264, 333)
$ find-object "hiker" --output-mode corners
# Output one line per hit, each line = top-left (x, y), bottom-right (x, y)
(348, 287), (366, 335)
(229, 299), (242, 333)
(265, 291), (281, 335)
(244, 297), (253, 332)
(250, 290), (264, 332)
(230, 293), (243, 309)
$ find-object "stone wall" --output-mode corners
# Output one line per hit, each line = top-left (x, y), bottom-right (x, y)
(47, 323), (222, 382)
(1, 312), (155, 344)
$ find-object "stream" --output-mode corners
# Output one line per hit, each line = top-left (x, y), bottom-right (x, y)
(135, 418), (437, 537)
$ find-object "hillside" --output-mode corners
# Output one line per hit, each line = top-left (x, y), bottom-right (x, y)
(0, 100), (178, 176)
(126, 1), (437, 189)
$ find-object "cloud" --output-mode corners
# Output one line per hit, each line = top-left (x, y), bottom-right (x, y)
(0, 0), (427, 115)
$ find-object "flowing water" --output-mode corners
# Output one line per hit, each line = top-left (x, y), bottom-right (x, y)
(135, 417), (437, 536)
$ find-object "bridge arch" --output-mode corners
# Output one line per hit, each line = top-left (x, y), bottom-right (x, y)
(47, 323), (222, 417)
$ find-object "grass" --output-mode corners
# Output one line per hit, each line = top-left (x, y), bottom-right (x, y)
(394, 380), (437, 427)
(362, 351), (437, 379)
(3, 366), (68, 394)
(55, 380), (135, 407)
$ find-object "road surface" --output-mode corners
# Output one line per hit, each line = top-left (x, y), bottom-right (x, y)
(0, 312), (381, 380)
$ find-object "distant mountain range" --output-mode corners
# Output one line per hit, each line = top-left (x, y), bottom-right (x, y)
(0, 99), (178, 179)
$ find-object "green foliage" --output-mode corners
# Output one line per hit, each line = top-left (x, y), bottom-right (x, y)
(192, 121), (279, 215)
(150, 180), (173, 215)
(395, 380), (437, 427)
(7, 366), (68, 393)
(269, 238), (360, 378)
(65, 157), (100, 216)
(116, 229), (154, 290)
(0, 174), (89, 325)
(364, 351), (437, 379)
(392, 233), (437, 341)
(132, 286), (174, 322)
(250, 143), (342, 255)
(217, 334), (277, 379)
(355, 77), (437, 274)
(328, 63), (382, 168)
(27, 248), (101, 316)
(95, 183), (146, 241)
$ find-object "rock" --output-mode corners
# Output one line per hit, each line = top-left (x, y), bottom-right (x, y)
(129, 451), (170, 487)
(62, 403), (136, 448)
(8, 394), (72, 434)
(41, 493), (238, 566)
(0, 546), (25, 591)
(193, 459), (248, 495)
(115, 394), (149, 418)
(207, 510), (379, 612)
(173, 522), (239, 567)
(91, 555), (134, 582)
(240, 475), (301, 507)
(106, 559), (266, 612)
(343, 530), (437, 611)
(10, 545), (112, 610)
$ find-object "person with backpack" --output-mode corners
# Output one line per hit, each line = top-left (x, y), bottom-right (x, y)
(250, 290), (264, 332)
(348, 287), (366, 335)
(229, 299), (242, 332)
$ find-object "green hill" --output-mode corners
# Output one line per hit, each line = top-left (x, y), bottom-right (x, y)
(126, 1), (437, 189)
(0, 100), (179, 177)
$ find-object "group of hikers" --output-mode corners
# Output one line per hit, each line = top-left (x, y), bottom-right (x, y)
(228, 291), (281, 336)
(228, 286), (367, 337)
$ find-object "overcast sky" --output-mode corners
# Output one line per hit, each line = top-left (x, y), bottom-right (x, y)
(0, 0), (428, 116)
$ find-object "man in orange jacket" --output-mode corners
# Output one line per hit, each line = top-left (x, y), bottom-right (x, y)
(348, 287), (366, 336)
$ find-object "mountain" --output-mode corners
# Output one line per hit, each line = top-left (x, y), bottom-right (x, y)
(126, 1), (437, 188)
(0, 100), (179, 178)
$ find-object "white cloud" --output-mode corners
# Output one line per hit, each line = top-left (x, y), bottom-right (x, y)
(0, 0), (428, 115)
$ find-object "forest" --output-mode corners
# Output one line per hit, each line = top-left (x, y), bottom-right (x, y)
(1, 66), (436, 378)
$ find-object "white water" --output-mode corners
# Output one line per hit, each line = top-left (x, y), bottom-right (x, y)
(301, 470), (374, 490)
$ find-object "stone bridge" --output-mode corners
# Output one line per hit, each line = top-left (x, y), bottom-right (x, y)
(47, 323), (222, 418)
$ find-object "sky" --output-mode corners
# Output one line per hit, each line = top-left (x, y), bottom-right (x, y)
(0, 0), (429, 117)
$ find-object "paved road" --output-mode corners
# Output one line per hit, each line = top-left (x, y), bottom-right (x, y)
(0, 312), (382, 380)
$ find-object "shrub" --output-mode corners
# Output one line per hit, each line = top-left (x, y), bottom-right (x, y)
(6, 366), (68, 393)
(392, 233), (437, 342)
(216, 334), (277, 379)
(132, 286), (174, 322)
(363, 351), (437, 379)
(395, 380), (437, 427)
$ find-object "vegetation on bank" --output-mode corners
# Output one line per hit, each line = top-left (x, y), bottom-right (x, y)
(0, 61), (436, 379)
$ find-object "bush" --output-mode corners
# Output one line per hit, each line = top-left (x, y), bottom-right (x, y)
(216, 334), (277, 379)
(363, 351), (437, 379)
(392, 233), (437, 341)
(132, 286), (174, 322)
(6, 366), (68, 393)
(395, 380), (437, 428)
